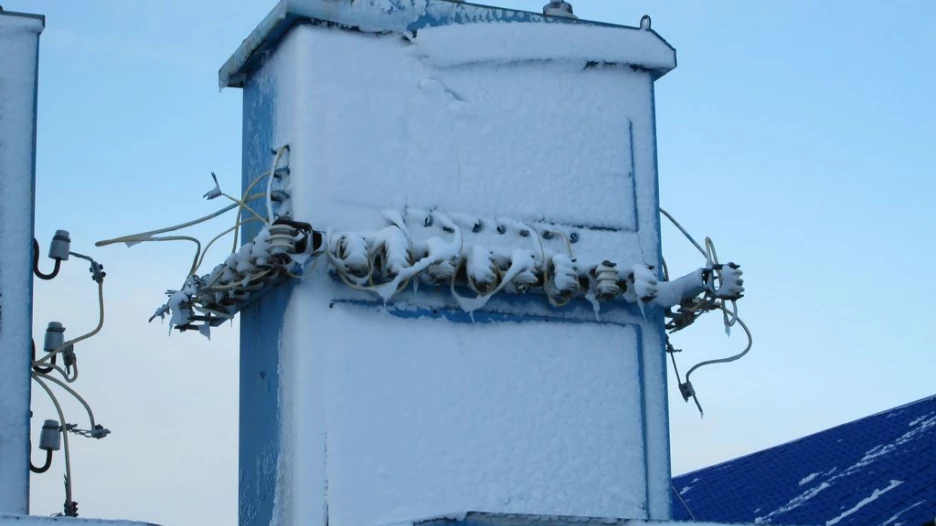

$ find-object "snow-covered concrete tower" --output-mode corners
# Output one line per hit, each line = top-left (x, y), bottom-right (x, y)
(220, 2), (677, 525)
(0, 8), (44, 515)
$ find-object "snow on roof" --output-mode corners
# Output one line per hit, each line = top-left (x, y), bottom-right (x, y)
(218, 0), (676, 88)
(671, 394), (936, 526)
(412, 513), (748, 525)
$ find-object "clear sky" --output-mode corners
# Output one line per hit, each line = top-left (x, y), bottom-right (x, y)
(5, 0), (936, 525)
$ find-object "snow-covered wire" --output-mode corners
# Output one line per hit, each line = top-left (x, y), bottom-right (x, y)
(30, 374), (74, 512)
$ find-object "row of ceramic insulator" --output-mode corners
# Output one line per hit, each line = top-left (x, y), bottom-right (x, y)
(159, 224), (309, 330)
(202, 224), (302, 291)
(328, 228), (660, 304)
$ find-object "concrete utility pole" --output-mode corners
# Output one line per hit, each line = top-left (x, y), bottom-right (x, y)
(0, 7), (44, 515)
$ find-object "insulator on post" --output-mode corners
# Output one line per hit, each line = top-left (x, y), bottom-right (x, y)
(43, 322), (65, 353)
(235, 243), (257, 275)
(251, 230), (272, 267)
(334, 233), (370, 279)
(267, 224), (297, 256)
(425, 237), (457, 284)
(375, 226), (411, 279)
(625, 264), (658, 302)
(48, 230), (71, 261)
(504, 250), (539, 295)
(715, 262), (744, 299)
(39, 420), (61, 451)
(545, 253), (580, 306)
(592, 260), (622, 301)
(466, 245), (499, 295)
(510, 268), (539, 294)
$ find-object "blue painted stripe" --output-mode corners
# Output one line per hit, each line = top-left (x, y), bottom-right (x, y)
(238, 74), (286, 526)
(648, 76), (673, 520)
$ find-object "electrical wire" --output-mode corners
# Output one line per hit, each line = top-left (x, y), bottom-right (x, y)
(31, 374), (74, 512)
(222, 193), (268, 225)
(47, 364), (77, 383)
(659, 206), (752, 416)
(35, 373), (98, 430)
(115, 235), (202, 275)
(34, 280), (104, 365)
(266, 146), (289, 224)
(660, 208), (706, 258)
(671, 482), (697, 521)
(96, 203), (239, 248)
(551, 230), (574, 258)
(683, 309), (752, 381)
(195, 217), (264, 274)
(231, 192), (267, 253)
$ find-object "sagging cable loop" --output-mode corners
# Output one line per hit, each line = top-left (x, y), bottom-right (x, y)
(660, 207), (749, 417)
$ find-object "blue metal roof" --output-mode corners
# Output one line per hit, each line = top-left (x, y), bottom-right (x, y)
(672, 395), (936, 526)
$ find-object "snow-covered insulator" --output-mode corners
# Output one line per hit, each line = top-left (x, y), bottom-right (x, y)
(205, 264), (224, 284)
(214, 253), (240, 286)
(546, 253), (580, 305)
(374, 226), (411, 279)
(714, 262), (744, 299)
(592, 260), (622, 301)
(424, 237), (457, 284)
(333, 233), (370, 279)
(235, 242), (257, 275)
(543, 1), (576, 18)
(273, 197), (292, 220)
(251, 229), (272, 267)
(466, 245), (500, 295)
(216, 266), (238, 288)
(625, 264), (658, 302)
(168, 288), (195, 328)
(505, 250), (539, 294)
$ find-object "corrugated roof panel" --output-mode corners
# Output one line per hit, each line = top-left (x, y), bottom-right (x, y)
(672, 395), (936, 526)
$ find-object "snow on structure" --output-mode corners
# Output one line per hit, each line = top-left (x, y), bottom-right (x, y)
(222, 2), (682, 523)
(83, 1), (751, 525)
(0, 9), (44, 515)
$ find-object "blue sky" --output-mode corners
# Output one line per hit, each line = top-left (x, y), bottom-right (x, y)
(6, 0), (936, 525)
